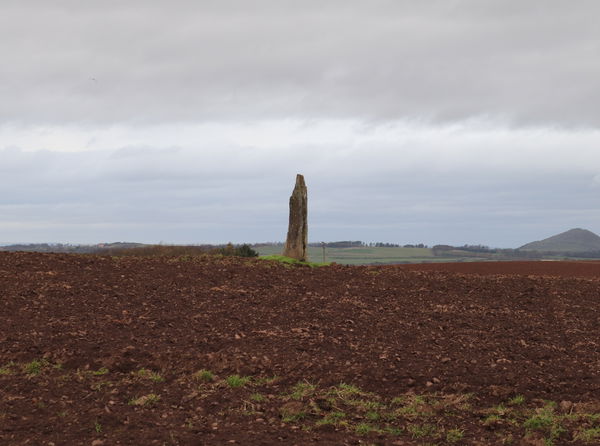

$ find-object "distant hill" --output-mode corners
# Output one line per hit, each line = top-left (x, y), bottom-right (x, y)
(519, 228), (600, 252)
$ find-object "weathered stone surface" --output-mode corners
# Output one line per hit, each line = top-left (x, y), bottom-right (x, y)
(282, 174), (308, 261)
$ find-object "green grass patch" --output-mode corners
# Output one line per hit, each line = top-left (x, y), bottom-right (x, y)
(282, 412), (307, 423)
(256, 245), (436, 265)
(226, 375), (251, 388)
(279, 402), (308, 423)
(91, 381), (109, 391)
(365, 410), (380, 421)
(23, 359), (48, 375)
(250, 393), (266, 402)
(483, 414), (503, 425)
(259, 255), (330, 267)
(0, 362), (15, 375)
(135, 368), (164, 383)
(331, 382), (367, 401)
(355, 422), (378, 435)
(316, 411), (346, 426)
(384, 426), (404, 436)
(128, 393), (161, 407)
(194, 369), (214, 382)
(492, 404), (511, 416)
(508, 395), (525, 406)
(446, 428), (465, 443)
(254, 375), (279, 385)
(407, 423), (438, 439)
(523, 405), (565, 445)
(290, 381), (316, 400)
(574, 427), (600, 444)
(393, 394), (434, 418)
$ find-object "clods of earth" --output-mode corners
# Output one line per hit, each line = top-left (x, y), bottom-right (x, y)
(1, 252), (599, 445)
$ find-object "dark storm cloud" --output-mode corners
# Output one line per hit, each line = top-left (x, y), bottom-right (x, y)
(2, 0), (599, 126)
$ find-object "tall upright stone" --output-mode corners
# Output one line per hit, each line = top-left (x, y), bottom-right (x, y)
(283, 174), (308, 261)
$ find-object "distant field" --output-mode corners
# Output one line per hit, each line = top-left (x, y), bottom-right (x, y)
(255, 245), (462, 265)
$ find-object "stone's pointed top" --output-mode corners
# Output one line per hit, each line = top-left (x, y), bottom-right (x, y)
(295, 174), (305, 187)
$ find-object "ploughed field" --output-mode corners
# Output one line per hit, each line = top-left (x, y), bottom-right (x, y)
(1, 253), (599, 445)
(402, 260), (600, 279)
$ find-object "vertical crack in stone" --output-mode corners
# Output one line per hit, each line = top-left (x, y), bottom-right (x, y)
(282, 174), (308, 261)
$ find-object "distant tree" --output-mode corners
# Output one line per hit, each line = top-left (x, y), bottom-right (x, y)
(324, 241), (365, 248)
(220, 243), (236, 256)
(235, 244), (259, 257)
(213, 243), (258, 258)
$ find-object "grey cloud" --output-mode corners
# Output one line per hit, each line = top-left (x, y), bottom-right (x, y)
(2, 144), (600, 247)
(1, 1), (599, 126)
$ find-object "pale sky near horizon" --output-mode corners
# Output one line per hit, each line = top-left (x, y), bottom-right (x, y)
(2, 1), (600, 248)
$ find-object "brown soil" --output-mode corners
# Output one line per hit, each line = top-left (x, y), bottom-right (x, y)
(1, 252), (598, 445)
(400, 260), (600, 278)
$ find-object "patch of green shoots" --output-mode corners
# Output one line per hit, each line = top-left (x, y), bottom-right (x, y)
(128, 393), (161, 406)
(365, 410), (380, 421)
(360, 400), (385, 410)
(250, 393), (265, 402)
(574, 427), (600, 444)
(355, 422), (377, 435)
(194, 369), (214, 382)
(282, 413), (306, 423)
(407, 423), (437, 439)
(523, 412), (554, 431)
(23, 359), (47, 375)
(254, 375), (279, 385)
(483, 414), (502, 425)
(259, 255), (330, 268)
(391, 396), (407, 405)
(446, 428), (465, 443)
(394, 394), (433, 418)
(0, 362), (15, 375)
(226, 375), (251, 388)
(331, 383), (365, 401)
(508, 395), (525, 406)
(316, 411), (346, 426)
(384, 426), (404, 436)
(136, 368), (164, 383)
(290, 381), (316, 400)
(523, 406), (565, 445)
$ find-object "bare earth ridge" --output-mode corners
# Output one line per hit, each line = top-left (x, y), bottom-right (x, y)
(1, 253), (599, 445)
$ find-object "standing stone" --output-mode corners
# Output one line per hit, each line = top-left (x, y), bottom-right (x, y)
(283, 174), (308, 261)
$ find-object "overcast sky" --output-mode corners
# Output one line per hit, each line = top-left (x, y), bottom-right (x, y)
(2, 0), (600, 247)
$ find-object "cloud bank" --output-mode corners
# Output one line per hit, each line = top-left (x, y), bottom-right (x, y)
(2, 122), (600, 246)
(2, 1), (600, 246)
(2, 0), (600, 126)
